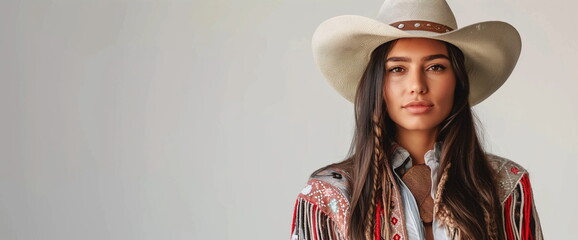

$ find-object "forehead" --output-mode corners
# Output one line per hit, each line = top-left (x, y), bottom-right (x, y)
(387, 38), (449, 57)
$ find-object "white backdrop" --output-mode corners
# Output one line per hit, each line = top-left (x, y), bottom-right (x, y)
(1, 0), (576, 239)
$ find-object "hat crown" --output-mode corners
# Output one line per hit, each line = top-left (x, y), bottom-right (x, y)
(376, 0), (457, 29)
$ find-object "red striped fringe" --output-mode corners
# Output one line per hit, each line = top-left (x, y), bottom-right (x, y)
(504, 196), (514, 240)
(291, 199), (298, 235)
(375, 201), (382, 240)
(520, 174), (534, 240)
(312, 204), (319, 240)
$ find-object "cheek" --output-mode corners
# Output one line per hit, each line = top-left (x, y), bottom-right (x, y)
(383, 80), (401, 104)
(442, 83), (455, 100)
(445, 78), (456, 100)
(383, 82), (403, 120)
(436, 78), (457, 111)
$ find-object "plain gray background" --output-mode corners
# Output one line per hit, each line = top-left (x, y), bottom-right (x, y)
(1, 0), (576, 239)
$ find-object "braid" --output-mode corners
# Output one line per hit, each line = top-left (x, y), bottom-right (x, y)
(434, 162), (451, 206)
(364, 113), (384, 239)
(484, 207), (497, 240)
(483, 184), (500, 240)
(434, 162), (456, 229)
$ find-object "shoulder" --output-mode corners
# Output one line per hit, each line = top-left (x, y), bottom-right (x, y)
(485, 153), (530, 202)
(298, 165), (352, 206)
(292, 166), (352, 239)
(486, 154), (544, 238)
(310, 167), (352, 200)
(296, 165), (352, 220)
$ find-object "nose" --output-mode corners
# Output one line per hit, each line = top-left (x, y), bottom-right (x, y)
(408, 69), (428, 94)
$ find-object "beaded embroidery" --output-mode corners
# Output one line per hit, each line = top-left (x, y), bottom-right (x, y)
(290, 154), (543, 239)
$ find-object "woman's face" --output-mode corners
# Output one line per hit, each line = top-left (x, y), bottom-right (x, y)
(383, 38), (456, 133)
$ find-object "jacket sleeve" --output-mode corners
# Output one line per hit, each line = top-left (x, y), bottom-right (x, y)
(502, 173), (543, 240)
(290, 178), (349, 240)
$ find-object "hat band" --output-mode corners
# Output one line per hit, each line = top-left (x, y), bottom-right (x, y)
(390, 20), (454, 33)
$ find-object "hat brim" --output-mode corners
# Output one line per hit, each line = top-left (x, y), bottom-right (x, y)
(312, 15), (521, 105)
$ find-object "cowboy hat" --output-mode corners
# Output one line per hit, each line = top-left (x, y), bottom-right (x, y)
(312, 0), (521, 105)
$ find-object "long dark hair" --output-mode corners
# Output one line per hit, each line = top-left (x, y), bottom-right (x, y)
(317, 40), (504, 239)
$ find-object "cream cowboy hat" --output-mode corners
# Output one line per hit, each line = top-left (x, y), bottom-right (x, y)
(313, 0), (521, 105)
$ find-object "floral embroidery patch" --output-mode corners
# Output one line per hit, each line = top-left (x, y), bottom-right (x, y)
(329, 198), (339, 214)
(301, 185), (312, 195)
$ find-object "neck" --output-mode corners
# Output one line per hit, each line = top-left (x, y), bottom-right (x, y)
(396, 128), (438, 165)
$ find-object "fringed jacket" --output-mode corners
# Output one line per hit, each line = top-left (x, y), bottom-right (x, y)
(290, 153), (543, 240)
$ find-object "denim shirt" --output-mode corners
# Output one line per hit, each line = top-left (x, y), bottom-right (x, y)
(390, 143), (449, 240)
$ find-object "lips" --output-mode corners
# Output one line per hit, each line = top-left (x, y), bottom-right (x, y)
(402, 100), (434, 114)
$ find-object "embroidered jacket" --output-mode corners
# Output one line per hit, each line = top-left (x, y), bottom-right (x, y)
(290, 154), (543, 240)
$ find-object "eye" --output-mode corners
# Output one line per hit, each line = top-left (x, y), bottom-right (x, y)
(427, 64), (447, 72)
(388, 66), (405, 73)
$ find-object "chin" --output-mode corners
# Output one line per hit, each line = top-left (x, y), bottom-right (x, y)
(400, 126), (438, 132)
(398, 121), (442, 132)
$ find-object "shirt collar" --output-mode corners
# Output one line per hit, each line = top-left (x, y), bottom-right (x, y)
(390, 142), (442, 171)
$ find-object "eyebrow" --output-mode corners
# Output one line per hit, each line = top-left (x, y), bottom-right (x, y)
(386, 54), (450, 62)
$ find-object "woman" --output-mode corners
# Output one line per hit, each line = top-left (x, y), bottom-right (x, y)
(290, 0), (543, 239)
